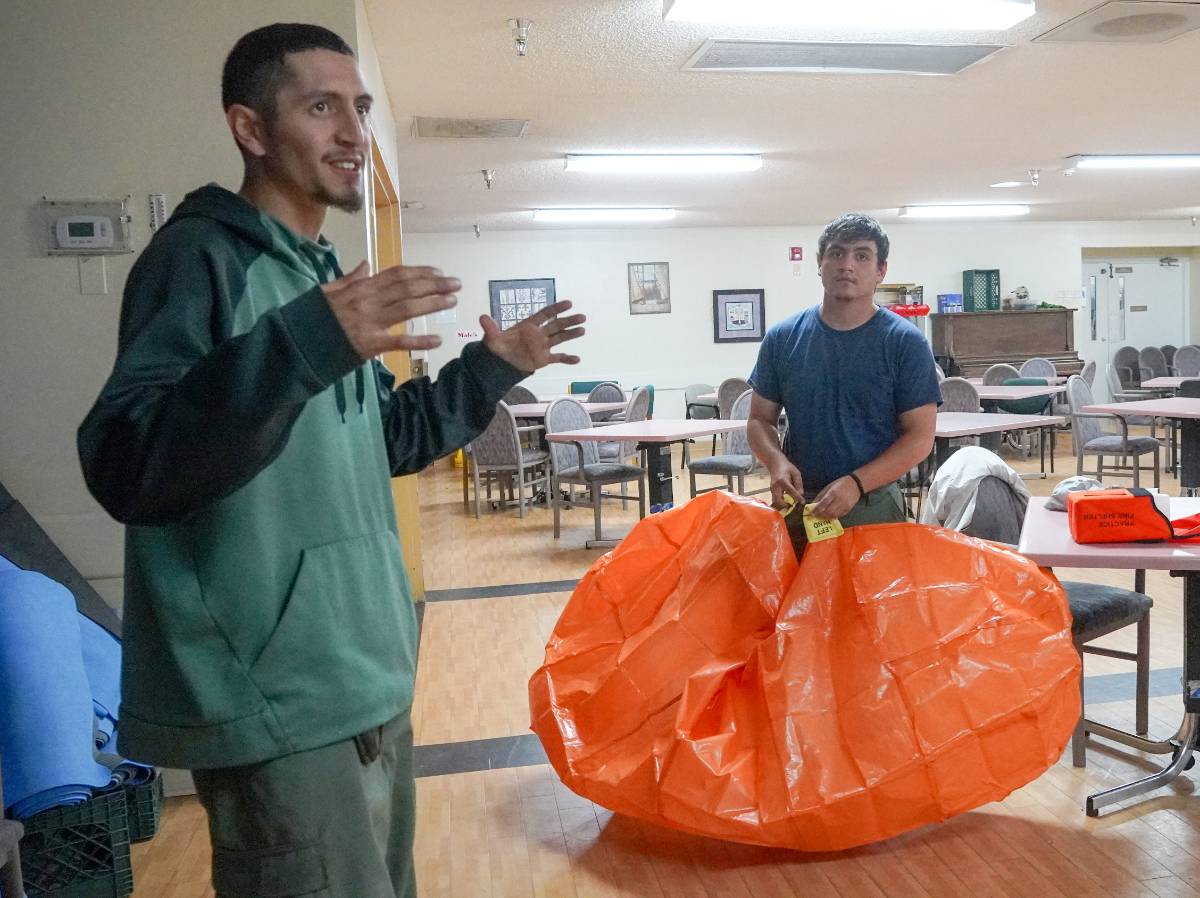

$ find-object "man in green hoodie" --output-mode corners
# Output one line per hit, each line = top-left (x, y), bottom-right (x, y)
(77, 23), (584, 898)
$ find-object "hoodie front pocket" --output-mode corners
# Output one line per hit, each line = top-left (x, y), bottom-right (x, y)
(247, 531), (416, 734)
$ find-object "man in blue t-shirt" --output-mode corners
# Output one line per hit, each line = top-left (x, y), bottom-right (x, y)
(747, 213), (940, 546)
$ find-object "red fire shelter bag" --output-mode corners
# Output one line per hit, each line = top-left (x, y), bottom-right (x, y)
(529, 490), (1081, 851)
(1068, 487), (1200, 544)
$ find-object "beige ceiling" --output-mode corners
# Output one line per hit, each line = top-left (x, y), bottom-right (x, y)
(363, 1), (1200, 232)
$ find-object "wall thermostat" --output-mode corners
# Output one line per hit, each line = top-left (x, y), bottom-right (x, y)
(56, 215), (113, 249)
(42, 196), (133, 255)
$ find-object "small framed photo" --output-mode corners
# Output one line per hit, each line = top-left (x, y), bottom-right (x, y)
(488, 278), (555, 330)
(713, 289), (766, 343)
(627, 262), (671, 315)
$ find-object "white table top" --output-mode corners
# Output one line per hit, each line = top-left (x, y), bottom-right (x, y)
(546, 419), (747, 444)
(1084, 397), (1200, 420)
(935, 412), (1065, 438)
(508, 401), (626, 418)
(1139, 377), (1195, 390)
(1018, 496), (1200, 570)
(975, 384), (1066, 401)
(967, 376), (1068, 386)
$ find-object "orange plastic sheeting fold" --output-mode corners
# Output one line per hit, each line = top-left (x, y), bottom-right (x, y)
(529, 490), (1080, 851)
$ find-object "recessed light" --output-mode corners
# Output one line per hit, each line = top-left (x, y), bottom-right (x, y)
(1065, 154), (1200, 171)
(532, 208), (677, 223)
(399, 200), (425, 210)
(564, 154), (762, 173)
(663, 0), (1036, 30)
(899, 204), (1031, 219)
(989, 181), (1025, 188)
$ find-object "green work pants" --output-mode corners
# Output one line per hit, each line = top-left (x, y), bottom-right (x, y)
(193, 711), (416, 898)
(786, 481), (907, 554)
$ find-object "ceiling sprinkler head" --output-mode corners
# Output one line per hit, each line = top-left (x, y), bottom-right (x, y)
(508, 19), (532, 57)
(473, 224), (482, 238)
(481, 169), (496, 190)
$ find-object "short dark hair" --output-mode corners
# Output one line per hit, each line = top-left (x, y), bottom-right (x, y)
(222, 23), (354, 120)
(817, 213), (890, 265)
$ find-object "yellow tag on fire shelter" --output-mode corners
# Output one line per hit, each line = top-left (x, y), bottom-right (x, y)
(802, 504), (845, 543)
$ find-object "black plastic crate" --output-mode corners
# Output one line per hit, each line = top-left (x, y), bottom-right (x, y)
(962, 269), (1001, 312)
(124, 771), (162, 844)
(19, 789), (133, 898)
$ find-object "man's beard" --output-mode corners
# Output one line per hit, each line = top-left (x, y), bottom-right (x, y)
(320, 184), (364, 214)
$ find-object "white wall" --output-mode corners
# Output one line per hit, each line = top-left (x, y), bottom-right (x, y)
(406, 220), (1200, 416)
(0, 1), (396, 613)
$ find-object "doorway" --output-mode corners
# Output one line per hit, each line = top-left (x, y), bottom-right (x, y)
(1081, 256), (1188, 399)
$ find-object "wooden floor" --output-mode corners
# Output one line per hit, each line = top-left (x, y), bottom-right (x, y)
(131, 433), (1200, 897)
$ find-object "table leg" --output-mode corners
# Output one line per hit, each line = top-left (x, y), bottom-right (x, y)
(1084, 570), (1200, 816)
(934, 436), (951, 470)
(1182, 418), (1200, 496)
(641, 442), (674, 509)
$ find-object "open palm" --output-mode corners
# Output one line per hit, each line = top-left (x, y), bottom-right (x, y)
(481, 300), (586, 373)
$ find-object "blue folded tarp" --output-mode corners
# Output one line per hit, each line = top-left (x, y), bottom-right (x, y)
(0, 568), (113, 819)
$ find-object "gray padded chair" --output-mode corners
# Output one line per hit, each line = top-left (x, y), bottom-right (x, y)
(957, 472), (1153, 766)
(545, 398), (646, 545)
(586, 381), (624, 403)
(687, 390), (766, 497)
(1173, 345), (1200, 378)
(502, 384), (538, 404)
(684, 383), (718, 420)
(1080, 359), (1097, 389)
(1020, 357), (1057, 379)
(586, 381), (625, 422)
(716, 377), (751, 420)
(982, 363), (1020, 386)
(1067, 375), (1160, 488)
(938, 377), (981, 413)
(598, 386), (651, 463)
(1111, 345), (1146, 388)
(1161, 344), (1177, 369)
(1140, 346), (1170, 380)
(933, 361), (946, 381)
(468, 401), (549, 518)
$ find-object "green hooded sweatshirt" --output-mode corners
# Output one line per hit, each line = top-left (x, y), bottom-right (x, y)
(77, 184), (524, 769)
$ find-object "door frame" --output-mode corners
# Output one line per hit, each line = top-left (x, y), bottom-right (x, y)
(367, 138), (426, 601)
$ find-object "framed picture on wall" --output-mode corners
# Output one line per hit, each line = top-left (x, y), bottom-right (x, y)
(488, 278), (555, 330)
(627, 262), (671, 315)
(713, 289), (766, 343)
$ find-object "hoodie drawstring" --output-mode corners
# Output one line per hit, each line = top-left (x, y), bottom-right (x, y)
(334, 379), (347, 421)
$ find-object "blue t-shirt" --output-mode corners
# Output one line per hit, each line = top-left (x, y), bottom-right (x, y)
(749, 306), (941, 491)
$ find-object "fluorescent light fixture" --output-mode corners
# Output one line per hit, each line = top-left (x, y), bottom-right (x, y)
(564, 154), (762, 173)
(1065, 154), (1200, 171)
(663, 0), (1036, 31)
(989, 181), (1025, 188)
(899, 204), (1031, 219)
(533, 208), (677, 223)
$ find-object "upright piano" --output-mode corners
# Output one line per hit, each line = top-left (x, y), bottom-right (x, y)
(931, 309), (1082, 378)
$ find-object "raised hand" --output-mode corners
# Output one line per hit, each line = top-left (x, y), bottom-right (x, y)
(321, 262), (459, 359)
(480, 301), (586, 373)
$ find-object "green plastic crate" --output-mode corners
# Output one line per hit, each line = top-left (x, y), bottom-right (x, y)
(19, 789), (133, 898)
(962, 269), (1001, 312)
(124, 771), (162, 844)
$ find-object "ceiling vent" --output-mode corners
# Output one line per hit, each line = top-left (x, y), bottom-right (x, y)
(683, 40), (1005, 75)
(1035, 1), (1200, 43)
(411, 117), (529, 139)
